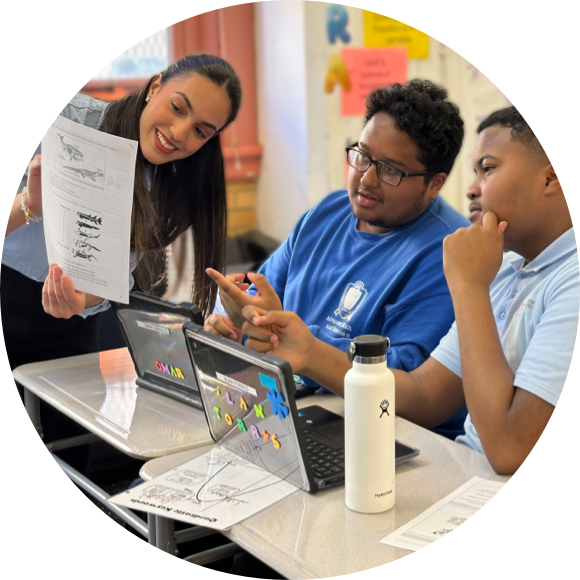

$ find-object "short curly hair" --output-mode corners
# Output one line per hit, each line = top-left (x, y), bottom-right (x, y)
(477, 106), (545, 154)
(365, 80), (464, 178)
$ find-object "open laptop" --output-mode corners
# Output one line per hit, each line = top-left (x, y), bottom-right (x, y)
(112, 292), (204, 409)
(183, 322), (420, 493)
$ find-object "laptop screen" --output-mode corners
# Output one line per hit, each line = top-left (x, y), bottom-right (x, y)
(114, 295), (201, 397)
(186, 330), (309, 491)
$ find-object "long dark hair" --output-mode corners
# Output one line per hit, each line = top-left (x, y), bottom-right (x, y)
(98, 54), (242, 316)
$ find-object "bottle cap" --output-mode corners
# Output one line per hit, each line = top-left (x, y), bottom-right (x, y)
(347, 335), (390, 362)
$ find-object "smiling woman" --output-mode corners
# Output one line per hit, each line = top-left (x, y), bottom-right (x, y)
(2, 53), (241, 374)
(139, 72), (231, 164)
(1, 54), (241, 472)
(99, 54), (241, 317)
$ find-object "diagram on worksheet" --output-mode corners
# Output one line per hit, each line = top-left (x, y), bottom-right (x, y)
(109, 446), (298, 530)
(42, 114), (137, 302)
(57, 133), (106, 190)
(72, 212), (102, 261)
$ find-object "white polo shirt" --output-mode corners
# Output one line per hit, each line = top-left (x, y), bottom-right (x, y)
(431, 228), (579, 452)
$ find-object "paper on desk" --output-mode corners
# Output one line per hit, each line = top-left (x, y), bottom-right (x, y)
(41, 115), (138, 303)
(109, 446), (298, 530)
(380, 476), (505, 551)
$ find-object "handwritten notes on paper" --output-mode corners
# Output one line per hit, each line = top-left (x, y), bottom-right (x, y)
(341, 47), (408, 116)
(109, 446), (297, 530)
(41, 115), (137, 303)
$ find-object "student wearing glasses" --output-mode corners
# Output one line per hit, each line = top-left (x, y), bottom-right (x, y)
(205, 80), (470, 439)
(237, 107), (577, 475)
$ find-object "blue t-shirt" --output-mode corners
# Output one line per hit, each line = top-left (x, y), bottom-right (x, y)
(252, 190), (470, 438)
(432, 228), (579, 452)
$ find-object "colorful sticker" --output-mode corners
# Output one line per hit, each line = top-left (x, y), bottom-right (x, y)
(271, 434), (281, 450)
(259, 373), (278, 391)
(240, 397), (248, 410)
(267, 389), (289, 419)
(250, 425), (261, 438)
(155, 361), (185, 380)
(293, 375), (306, 387)
(237, 418), (248, 432)
(254, 404), (265, 419)
(261, 430), (270, 441)
(226, 392), (234, 405)
(224, 413), (233, 426)
(213, 407), (221, 420)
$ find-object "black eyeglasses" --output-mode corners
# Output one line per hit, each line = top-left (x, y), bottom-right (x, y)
(346, 143), (431, 186)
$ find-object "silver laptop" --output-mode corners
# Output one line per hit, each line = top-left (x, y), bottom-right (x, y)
(183, 322), (420, 493)
(112, 292), (204, 409)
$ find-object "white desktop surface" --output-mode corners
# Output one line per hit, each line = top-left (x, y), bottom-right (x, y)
(141, 395), (509, 579)
(13, 348), (213, 459)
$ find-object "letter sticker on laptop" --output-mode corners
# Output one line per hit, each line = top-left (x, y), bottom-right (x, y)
(259, 373), (278, 391)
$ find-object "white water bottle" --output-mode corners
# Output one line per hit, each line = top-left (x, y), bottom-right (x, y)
(344, 335), (395, 513)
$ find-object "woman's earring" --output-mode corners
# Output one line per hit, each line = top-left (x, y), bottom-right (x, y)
(145, 96), (151, 103)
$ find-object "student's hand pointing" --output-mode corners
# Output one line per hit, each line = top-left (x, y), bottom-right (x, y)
(241, 306), (314, 374)
(206, 268), (283, 328)
(443, 211), (508, 294)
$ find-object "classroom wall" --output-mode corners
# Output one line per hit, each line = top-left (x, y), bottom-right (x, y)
(255, 1), (311, 242)
(254, 1), (510, 242)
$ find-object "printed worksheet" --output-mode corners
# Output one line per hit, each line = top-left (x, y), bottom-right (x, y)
(41, 115), (138, 303)
(380, 477), (506, 551)
(109, 446), (298, 530)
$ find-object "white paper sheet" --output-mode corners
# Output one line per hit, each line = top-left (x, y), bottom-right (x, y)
(380, 476), (506, 551)
(109, 446), (298, 530)
(41, 115), (138, 303)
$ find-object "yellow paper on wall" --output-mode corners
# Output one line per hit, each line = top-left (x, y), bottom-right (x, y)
(363, 12), (429, 59)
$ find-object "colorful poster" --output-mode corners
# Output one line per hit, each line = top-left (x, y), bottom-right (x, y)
(340, 47), (408, 117)
(363, 12), (429, 59)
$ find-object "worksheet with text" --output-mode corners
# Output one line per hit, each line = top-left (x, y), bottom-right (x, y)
(41, 115), (137, 303)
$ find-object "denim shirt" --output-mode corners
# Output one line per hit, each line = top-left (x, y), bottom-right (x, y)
(3, 94), (136, 317)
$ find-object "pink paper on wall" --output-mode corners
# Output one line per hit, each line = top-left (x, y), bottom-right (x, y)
(341, 47), (408, 117)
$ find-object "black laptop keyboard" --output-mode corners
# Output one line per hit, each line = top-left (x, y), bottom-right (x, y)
(302, 430), (345, 480)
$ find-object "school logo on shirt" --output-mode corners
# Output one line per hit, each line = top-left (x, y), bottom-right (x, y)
(335, 281), (368, 320)
(512, 298), (536, 320)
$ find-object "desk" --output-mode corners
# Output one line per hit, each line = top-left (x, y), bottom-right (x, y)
(14, 348), (213, 459)
(142, 396), (509, 579)
(14, 348), (214, 547)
